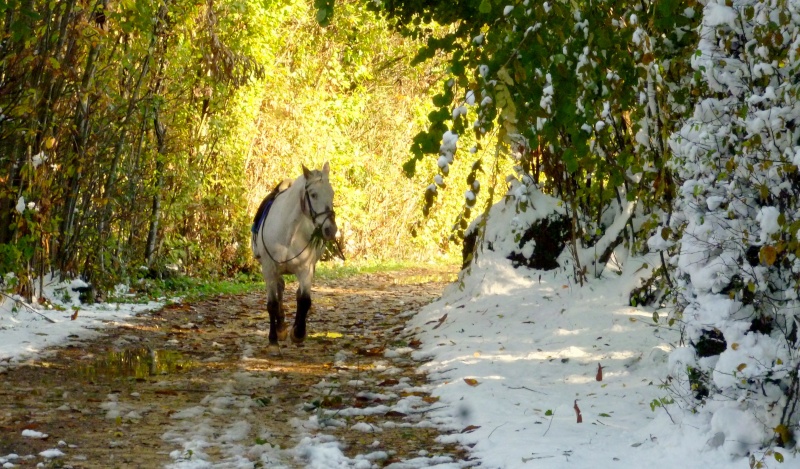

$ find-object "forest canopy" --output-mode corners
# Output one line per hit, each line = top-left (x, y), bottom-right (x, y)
(0, 0), (472, 297)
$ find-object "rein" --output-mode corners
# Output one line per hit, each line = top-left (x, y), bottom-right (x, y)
(261, 182), (336, 265)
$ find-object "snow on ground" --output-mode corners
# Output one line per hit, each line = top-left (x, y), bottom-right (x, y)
(407, 254), (688, 468)
(396, 182), (799, 468)
(3, 251), (799, 467)
(0, 276), (162, 366)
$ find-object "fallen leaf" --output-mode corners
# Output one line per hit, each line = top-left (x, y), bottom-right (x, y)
(409, 338), (422, 349)
(574, 400), (583, 423)
(596, 363), (603, 382)
(461, 425), (481, 433)
(464, 378), (480, 387)
(355, 347), (385, 357)
(385, 410), (407, 418)
(422, 396), (439, 404)
(432, 313), (448, 330)
(70, 309), (79, 320)
(378, 379), (400, 387)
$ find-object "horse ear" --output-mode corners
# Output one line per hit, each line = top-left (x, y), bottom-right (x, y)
(302, 164), (311, 179)
(322, 161), (330, 175)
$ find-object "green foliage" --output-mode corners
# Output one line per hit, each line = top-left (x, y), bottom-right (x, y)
(315, 0), (336, 26)
(367, 0), (700, 281)
(649, 396), (675, 412)
(0, 0), (457, 298)
(245, 0), (466, 263)
(128, 274), (262, 303)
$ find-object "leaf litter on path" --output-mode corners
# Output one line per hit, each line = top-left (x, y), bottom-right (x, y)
(0, 266), (478, 468)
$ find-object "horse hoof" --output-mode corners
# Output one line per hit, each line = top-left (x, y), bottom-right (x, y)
(277, 327), (288, 341)
(290, 329), (306, 343)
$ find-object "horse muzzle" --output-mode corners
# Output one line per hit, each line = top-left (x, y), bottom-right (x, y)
(322, 217), (338, 241)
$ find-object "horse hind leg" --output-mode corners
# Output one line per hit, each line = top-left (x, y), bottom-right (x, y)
(267, 276), (288, 345)
(276, 277), (288, 341)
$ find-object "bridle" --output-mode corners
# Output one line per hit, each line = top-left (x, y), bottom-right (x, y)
(261, 179), (336, 265)
(305, 182), (336, 232)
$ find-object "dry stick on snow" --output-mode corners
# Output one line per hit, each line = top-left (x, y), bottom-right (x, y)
(488, 422), (508, 439)
(543, 410), (555, 437)
(507, 385), (548, 395)
(0, 292), (57, 323)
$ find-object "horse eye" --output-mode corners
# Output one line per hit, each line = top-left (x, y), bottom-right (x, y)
(311, 193), (318, 200)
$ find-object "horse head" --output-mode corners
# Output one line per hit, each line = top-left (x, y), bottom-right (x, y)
(302, 162), (338, 241)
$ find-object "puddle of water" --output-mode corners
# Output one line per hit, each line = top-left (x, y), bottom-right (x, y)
(79, 348), (195, 380)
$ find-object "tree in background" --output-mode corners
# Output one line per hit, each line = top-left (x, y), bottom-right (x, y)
(0, 0), (269, 293)
(371, 0), (697, 279)
(243, 0), (475, 262)
(0, 0), (465, 299)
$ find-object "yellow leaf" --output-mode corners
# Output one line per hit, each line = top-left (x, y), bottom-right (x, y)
(464, 378), (480, 387)
(774, 424), (792, 447)
(731, 343), (739, 350)
(760, 245), (777, 266)
(737, 363), (748, 372)
(497, 66), (514, 85)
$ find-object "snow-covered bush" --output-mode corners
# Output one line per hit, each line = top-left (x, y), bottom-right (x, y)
(463, 170), (570, 271)
(668, 0), (800, 455)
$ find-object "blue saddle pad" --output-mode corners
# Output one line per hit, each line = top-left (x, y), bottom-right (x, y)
(252, 198), (274, 235)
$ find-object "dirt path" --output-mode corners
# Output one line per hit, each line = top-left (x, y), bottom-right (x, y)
(0, 267), (475, 468)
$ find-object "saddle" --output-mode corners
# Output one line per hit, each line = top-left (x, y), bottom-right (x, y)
(252, 179), (292, 237)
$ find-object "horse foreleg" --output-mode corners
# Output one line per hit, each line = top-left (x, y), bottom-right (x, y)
(291, 291), (311, 343)
(276, 277), (288, 341)
(291, 273), (312, 343)
(267, 297), (280, 345)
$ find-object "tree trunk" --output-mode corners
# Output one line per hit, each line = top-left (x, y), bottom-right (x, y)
(145, 114), (166, 265)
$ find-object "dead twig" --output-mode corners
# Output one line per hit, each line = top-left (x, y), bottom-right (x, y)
(507, 385), (548, 395)
(0, 292), (57, 323)
(488, 422), (507, 439)
(543, 410), (555, 437)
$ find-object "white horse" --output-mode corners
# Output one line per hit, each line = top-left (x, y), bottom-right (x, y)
(251, 162), (337, 345)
